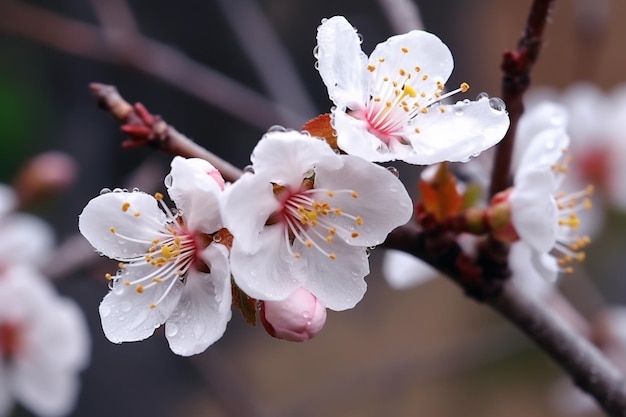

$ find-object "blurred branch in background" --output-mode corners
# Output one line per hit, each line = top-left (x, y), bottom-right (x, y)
(376, 0), (424, 33)
(0, 0), (308, 131)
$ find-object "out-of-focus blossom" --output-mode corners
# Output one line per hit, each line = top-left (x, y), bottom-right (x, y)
(0, 265), (90, 417)
(315, 15), (509, 164)
(13, 152), (78, 207)
(79, 157), (231, 356)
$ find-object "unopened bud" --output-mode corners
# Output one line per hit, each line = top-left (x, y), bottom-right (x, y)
(487, 188), (519, 243)
(260, 287), (327, 342)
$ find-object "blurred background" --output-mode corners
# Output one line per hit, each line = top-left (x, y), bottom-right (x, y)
(1, 0), (625, 416)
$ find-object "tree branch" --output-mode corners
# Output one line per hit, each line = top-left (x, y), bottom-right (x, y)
(489, 0), (556, 198)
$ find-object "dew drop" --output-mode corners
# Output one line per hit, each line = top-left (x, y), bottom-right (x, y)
(454, 108), (464, 116)
(164, 174), (173, 188)
(488, 97), (506, 112)
(132, 187), (140, 192)
(120, 301), (132, 312)
(386, 166), (400, 177)
(243, 165), (255, 174)
(313, 45), (320, 58)
(267, 125), (287, 133)
(314, 61), (320, 70)
(357, 33), (364, 44)
(166, 323), (179, 337)
(476, 92), (489, 101)
(320, 17), (328, 24)
(100, 187), (112, 195)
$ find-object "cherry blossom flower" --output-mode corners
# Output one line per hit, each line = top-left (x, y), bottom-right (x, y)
(503, 103), (592, 282)
(79, 157), (231, 356)
(315, 15), (510, 164)
(221, 130), (413, 311)
(261, 287), (327, 342)
(0, 264), (90, 417)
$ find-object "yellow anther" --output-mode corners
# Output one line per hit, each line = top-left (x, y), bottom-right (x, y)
(414, 66), (421, 72)
(326, 236), (334, 243)
(559, 214), (580, 229)
(399, 69), (406, 76)
(118, 262), (126, 269)
(152, 277), (163, 283)
(121, 202), (131, 212)
(402, 84), (417, 98)
(327, 190), (335, 197)
(145, 255), (152, 262)
(105, 273), (113, 280)
(148, 246), (157, 253)
(401, 47), (409, 53)
(150, 303), (157, 309)
(155, 192), (164, 200)
(136, 285), (144, 293)
(392, 81), (398, 87)
(152, 238), (160, 244)
(386, 101), (392, 108)
(422, 74), (429, 81)
(439, 107), (446, 113)
(367, 64), (376, 72)
(378, 57), (385, 62)
(124, 281), (131, 286)
(109, 226), (116, 234)
(420, 92), (426, 98)
(414, 128), (421, 134)
(161, 245), (173, 258)
(460, 82), (470, 92)
(334, 208), (343, 215)
(134, 212), (141, 217)
(383, 76), (389, 82)
(329, 253), (337, 260)
(329, 228), (336, 235)
(351, 232), (359, 238)
(373, 97), (381, 102)
(293, 253), (302, 259)
(356, 216), (363, 225)
(351, 191), (359, 198)
(421, 108), (429, 114)
(305, 240), (313, 248)
(434, 92), (441, 98)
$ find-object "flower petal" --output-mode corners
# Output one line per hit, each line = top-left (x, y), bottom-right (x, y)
(99, 263), (183, 343)
(316, 16), (369, 109)
(251, 131), (341, 186)
(166, 244), (232, 356)
(0, 213), (55, 268)
(229, 224), (301, 301)
(221, 171), (280, 254)
(314, 154), (413, 246)
(296, 235), (368, 311)
(510, 170), (558, 253)
(514, 127), (570, 180)
(382, 249), (437, 290)
(402, 97), (510, 164)
(368, 29), (453, 101)
(79, 191), (167, 260)
(166, 157), (223, 233)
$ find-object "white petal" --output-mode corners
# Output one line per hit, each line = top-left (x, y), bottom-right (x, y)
(333, 110), (402, 162)
(99, 264), (183, 343)
(0, 184), (17, 218)
(509, 242), (553, 296)
(251, 131), (341, 186)
(166, 244), (232, 356)
(166, 157), (223, 233)
(515, 127), (570, 180)
(296, 236), (368, 311)
(513, 101), (568, 173)
(221, 171), (280, 254)
(531, 250), (559, 283)
(10, 362), (79, 417)
(0, 213), (55, 268)
(230, 224), (300, 301)
(510, 170), (558, 253)
(314, 154), (413, 246)
(382, 249), (437, 290)
(402, 97), (510, 164)
(79, 191), (167, 260)
(369, 30), (453, 98)
(316, 16), (369, 108)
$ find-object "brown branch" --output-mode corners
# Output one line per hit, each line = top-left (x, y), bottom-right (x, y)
(489, 0), (556, 198)
(376, 0), (425, 33)
(0, 0), (307, 131)
(90, 83), (243, 183)
(383, 224), (626, 416)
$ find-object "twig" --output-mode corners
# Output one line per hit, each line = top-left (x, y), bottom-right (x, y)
(376, 0), (425, 33)
(90, 83), (243, 183)
(0, 0), (306, 131)
(383, 224), (626, 416)
(489, 0), (556, 198)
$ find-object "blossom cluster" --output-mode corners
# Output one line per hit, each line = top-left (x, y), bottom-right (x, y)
(79, 15), (514, 356)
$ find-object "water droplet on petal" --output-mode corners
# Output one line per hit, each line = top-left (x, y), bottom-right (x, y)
(488, 97), (506, 112)
(476, 92), (489, 101)
(100, 187), (112, 195)
(386, 166), (400, 177)
(132, 187), (140, 192)
(213, 234), (222, 243)
(357, 33), (364, 44)
(454, 108), (464, 116)
(120, 301), (132, 312)
(243, 165), (255, 174)
(313, 45), (320, 58)
(101, 305), (111, 317)
(267, 125), (287, 133)
(164, 174), (173, 188)
(166, 323), (179, 337)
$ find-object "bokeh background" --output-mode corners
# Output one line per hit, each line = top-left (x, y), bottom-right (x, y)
(1, 0), (625, 416)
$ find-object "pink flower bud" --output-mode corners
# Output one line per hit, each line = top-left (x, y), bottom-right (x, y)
(14, 151), (78, 206)
(261, 287), (327, 342)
